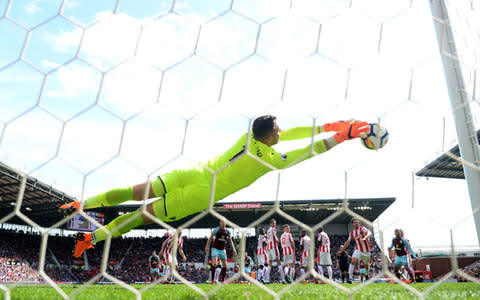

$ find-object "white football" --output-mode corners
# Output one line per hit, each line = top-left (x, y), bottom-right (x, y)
(360, 123), (389, 150)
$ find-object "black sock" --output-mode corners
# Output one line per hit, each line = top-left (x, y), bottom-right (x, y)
(211, 266), (215, 281)
(220, 267), (227, 282)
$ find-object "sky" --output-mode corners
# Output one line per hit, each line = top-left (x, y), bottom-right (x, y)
(0, 0), (479, 252)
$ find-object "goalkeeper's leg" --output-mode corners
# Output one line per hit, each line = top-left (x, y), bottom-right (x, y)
(60, 181), (158, 215)
(73, 207), (155, 257)
(71, 176), (208, 257)
(73, 181), (187, 258)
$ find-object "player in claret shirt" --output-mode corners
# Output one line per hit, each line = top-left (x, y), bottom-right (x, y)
(148, 250), (161, 282)
(60, 116), (369, 258)
(205, 220), (237, 283)
(388, 229), (416, 283)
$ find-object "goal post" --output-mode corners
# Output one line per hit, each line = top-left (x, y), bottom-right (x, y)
(429, 0), (480, 245)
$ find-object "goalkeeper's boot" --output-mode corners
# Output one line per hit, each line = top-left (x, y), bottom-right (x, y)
(347, 277), (353, 284)
(73, 232), (94, 258)
(59, 200), (80, 216)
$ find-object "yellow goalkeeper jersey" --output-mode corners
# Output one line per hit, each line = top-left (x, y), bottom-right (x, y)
(159, 126), (328, 221)
(206, 126), (327, 200)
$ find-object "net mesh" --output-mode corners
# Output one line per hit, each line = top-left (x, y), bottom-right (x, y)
(0, 0), (479, 298)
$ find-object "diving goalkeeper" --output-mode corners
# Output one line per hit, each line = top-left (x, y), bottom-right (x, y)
(60, 116), (369, 258)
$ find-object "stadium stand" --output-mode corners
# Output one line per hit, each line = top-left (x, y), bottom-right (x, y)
(0, 228), (386, 284)
(0, 160), (395, 284)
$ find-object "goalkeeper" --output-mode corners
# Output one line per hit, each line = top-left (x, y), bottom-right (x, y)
(60, 116), (369, 258)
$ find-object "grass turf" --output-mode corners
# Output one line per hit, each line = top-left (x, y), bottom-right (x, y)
(1, 282), (480, 300)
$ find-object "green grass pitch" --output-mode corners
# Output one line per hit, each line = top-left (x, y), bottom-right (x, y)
(2, 282), (480, 300)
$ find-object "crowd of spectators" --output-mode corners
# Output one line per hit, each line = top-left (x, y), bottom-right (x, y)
(0, 259), (42, 283)
(1, 228), (471, 284)
(0, 230), (42, 282)
(458, 261), (480, 281)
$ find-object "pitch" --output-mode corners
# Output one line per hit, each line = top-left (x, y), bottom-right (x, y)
(2, 282), (479, 300)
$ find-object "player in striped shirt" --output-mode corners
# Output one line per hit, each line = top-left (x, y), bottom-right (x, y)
(280, 224), (295, 283)
(62, 117), (369, 258)
(337, 218), (372, 284)
(265, 219), (285, 283)
(316, 227), (333, 280)
(299, 230), (311, 279)
(256, 228), (268, 283)
(159, 229), (187, 283)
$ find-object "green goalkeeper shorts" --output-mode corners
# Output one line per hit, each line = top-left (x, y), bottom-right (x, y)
(151, 167), (213, 222)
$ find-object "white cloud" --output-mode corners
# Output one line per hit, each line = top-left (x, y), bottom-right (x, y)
(0, 108), (62, 171)
(24, 1), (42, 15)
(51, 28), (83, 52)
(233, 0), (291, 23)
(79, 13), (141, 70)
(136, 14), (199, 69)
(195, 12), (258, 68)
(40, 59), (61, 69)
(97, 57), (162, 117)
(51, 64), (99, 98)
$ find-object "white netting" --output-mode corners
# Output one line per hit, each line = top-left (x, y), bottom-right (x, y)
(0, 0), (480, 299)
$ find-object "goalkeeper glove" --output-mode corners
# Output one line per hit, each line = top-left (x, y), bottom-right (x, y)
(323, 121), (347, 132)
(333, 120), (369, 143)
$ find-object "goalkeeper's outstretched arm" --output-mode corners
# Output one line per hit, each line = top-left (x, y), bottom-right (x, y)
(270, 120), (369, 168)
(279, 120), (352, 141)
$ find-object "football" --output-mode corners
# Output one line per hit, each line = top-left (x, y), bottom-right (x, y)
(360, 123), (389, 150)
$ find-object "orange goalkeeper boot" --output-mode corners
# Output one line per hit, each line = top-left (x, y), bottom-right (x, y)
(73, 232), (94, 258)
(59, 200), (80, 216)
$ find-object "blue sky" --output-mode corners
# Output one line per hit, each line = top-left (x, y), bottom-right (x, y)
(0, 0), (479, 252)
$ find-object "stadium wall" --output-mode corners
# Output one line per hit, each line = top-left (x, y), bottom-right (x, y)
(415, 256), (480, 279)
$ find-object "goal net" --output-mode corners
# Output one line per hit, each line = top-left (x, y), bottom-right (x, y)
(0, 0), (479, 298)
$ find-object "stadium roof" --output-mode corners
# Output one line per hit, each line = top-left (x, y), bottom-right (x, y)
(415, 131), (480, 179)
(0, 161), (394, 229)
(0, 162), (75, 228)
(103, 197), (395, 229)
